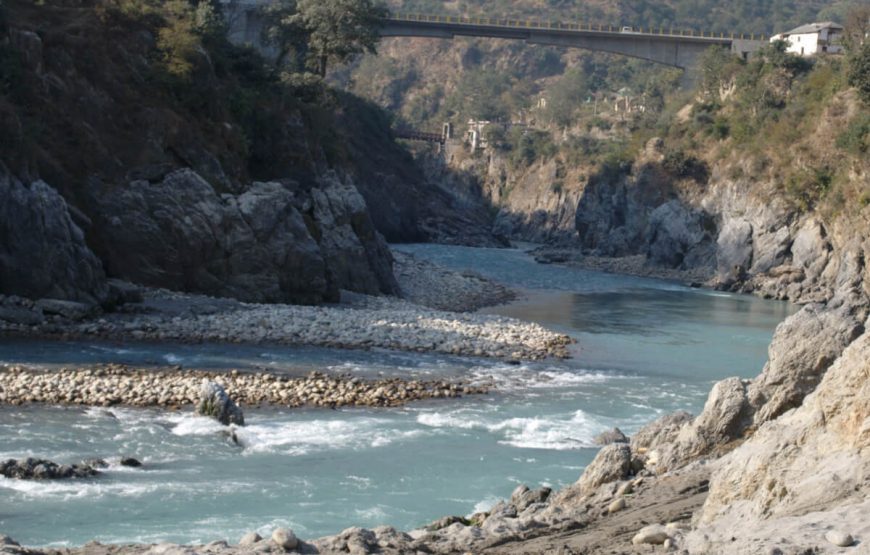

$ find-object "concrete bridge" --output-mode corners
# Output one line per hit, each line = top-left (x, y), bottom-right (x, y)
(381, 14), (767, 70)
(221, 3), (767, 72)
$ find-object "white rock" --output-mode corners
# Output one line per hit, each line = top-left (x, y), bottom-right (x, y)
(825, 530), (854, 547)
(271, 527), (298, 550)
(607, 497), (626, 514)
(632, 524), (671, 545)
(239, 532), (262, 546)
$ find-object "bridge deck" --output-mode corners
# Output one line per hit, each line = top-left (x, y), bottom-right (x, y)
(384, 13), (767, 44)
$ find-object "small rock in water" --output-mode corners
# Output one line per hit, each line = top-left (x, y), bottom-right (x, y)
(824, 530), (854, 547)
(120, 457), (142, 467)
(238, 532), (262, 546)
(271, 527), (298, 550)
(195, 379), (245, 426)
(0, 458), (99, 480)
(632, 524), (671, 545)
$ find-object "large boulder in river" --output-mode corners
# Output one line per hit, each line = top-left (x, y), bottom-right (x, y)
(0, 458), (100, 480)
(0, 165), (107, 305)
(89, 169), (397, 305)
(196, 380), (245, 426)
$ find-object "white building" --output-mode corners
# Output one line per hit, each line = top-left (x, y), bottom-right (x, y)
(769, 22), (844, 56)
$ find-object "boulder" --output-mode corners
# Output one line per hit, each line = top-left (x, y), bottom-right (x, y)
(630, 411), (693, 452)
(578, 444), (632, 495)
(608, 497), (626, 514)
(119, 457), (142, 467)
(0, 305), (44, 325)
(593, 427), (628, 445)
(514, 486), (552, 512)
(0, 167), (107, 305)
(195, 380), (245, 426)
(652, 377), (750, 472)
(238, 532), (262, 546)
(34, 299), (95, 321)
(632, 524), (671, 545)
(106, 279), (144, 305)
(0, 458), (99, 480)
(824, 530), (854, 547)
(270, 528), (297, 550)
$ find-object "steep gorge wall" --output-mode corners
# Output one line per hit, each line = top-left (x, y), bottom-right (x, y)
(0, 1), (501, 307)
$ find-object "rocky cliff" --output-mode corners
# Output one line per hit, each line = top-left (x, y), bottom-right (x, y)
(0, 0), (501, 308)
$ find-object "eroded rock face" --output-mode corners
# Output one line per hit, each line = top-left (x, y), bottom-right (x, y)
(90, 170), (396, 304)
(0, 167), (107, 305)
(688, 322), (870, 551)
(630, 411), (693, 452)
(748, 291), (867, 425)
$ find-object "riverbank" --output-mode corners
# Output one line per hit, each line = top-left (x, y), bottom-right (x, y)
(0, 364), (489, 409)
(0, 253), (570, 361)
(532, 247), (714, 288)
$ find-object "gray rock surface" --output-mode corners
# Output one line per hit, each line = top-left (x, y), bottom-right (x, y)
(593, 427), (628, 445)
(687, 322), (870, 553)
(748, 292), (867, 425)
(578, 443), (632, 495)
(195, 380), (245, 426)
(649, 377), (750, 472)
(237, 532), (261, 546)
(630, 411), (693, 452)
(0, 167), (107, 305)
(90, 169), (396, 305)
(0, 458), (99, 480)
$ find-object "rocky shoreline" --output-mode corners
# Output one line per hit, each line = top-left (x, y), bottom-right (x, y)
(0, 253), (570, 362)
(0, 364), (489, 409)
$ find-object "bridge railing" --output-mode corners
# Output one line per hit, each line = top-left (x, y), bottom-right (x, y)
(385, 13), (767, 42)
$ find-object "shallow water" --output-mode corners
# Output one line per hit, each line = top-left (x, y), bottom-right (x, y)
(0, 245), (795, 546)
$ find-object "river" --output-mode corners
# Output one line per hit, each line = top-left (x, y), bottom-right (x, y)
(0, 244), (795, 546)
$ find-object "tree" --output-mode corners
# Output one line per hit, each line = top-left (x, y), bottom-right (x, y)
(847, 43), (870, 104)
(261, 0), (310, 70)
(543, 68), (589, 127)
(842, 4), (870, 54)
(295, 0), (387, 77)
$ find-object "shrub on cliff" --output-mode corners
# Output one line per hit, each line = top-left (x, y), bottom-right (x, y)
(847, 43), (870, 104)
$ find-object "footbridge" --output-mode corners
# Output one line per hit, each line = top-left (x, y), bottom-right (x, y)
(381, 14), (767, 70)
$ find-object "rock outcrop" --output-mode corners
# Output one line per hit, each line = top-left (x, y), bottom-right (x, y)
(687, 320), (870, 553)
(0, 166), (107, 305)
(0, 458), (100, 480)
(89, 169), (397, 305)
(572, 142), (870, 306)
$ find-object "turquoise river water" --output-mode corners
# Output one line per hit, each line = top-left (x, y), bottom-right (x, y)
(0, 244), (796, 546)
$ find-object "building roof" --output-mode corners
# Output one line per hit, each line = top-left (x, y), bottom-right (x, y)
(781, 21), (844, 36)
